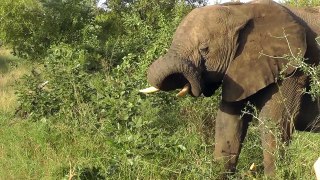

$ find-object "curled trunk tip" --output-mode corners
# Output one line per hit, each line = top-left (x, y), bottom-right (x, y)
(147, 54), (202, 97)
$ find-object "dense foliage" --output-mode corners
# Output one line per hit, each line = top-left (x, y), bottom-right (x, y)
(284, 0), (320, 6)
(1, 0), (224, 178)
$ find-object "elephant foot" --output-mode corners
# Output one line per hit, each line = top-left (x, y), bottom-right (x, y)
(215, 158), (237, 180)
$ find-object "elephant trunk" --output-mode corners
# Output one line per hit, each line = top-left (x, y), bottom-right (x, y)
(147, 53), (202, 97)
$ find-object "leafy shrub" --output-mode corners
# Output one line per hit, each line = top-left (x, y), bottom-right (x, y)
(284, 0), (320, 6)
(0, 0), (45, 58)
(0, 0), (98, 59)
(13, 1), (226, 178)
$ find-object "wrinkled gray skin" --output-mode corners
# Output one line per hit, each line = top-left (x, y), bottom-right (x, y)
(145, 0), (320, 176)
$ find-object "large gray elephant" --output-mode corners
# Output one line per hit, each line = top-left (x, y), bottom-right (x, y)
(140, 0), (320, 176)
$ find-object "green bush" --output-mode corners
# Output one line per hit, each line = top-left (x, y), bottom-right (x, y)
(0, 0), (98, 59)
(284, 0), (320, 6)
(12, 1), (226, 178)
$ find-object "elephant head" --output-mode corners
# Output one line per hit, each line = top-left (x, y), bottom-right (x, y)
(141, 2), (307, 101)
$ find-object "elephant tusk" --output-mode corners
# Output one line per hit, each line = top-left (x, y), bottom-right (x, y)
(315, 157), (320, 180)
(249, 163), (256, 171)
(139, 86), (160, 94)
(176, 84), (190, 97)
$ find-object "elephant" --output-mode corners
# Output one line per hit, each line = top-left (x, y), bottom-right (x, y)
(140, 0), (320, 176)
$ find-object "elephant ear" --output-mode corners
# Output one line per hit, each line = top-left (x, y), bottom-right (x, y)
(222, 3), (307, 102)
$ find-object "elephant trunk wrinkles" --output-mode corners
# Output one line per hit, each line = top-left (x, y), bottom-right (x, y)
(147, 52), (202, 97)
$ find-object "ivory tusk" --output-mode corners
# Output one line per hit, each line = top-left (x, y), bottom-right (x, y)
(139, 86), (160, 94)
(176, 84), (190, 97)
(315, 157), (320, 180)
(249, 163), (256, 171)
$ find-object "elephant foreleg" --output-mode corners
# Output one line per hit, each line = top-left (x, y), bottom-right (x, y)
(214, 100), (250, 175)
(259, 102), (296, 176)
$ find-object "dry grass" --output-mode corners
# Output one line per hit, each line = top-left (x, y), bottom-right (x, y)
(0, 48), (30, 113)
